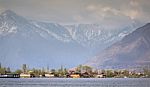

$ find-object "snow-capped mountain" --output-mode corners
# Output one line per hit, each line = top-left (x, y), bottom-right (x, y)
(0, 10), (73, 42)
(0, 10), (88, 69)
(30, 21), (73, 42)
(0, 10), (142, 69)
(85, 23), (150, 69)
(64, 23), (140, 50)
(0, 10), (140, 49)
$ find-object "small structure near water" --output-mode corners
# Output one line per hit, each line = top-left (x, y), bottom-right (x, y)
(20, 73), (34, 78)
(0, 74), (20, 78)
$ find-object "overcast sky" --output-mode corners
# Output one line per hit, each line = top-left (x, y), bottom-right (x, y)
(0, 0), (150, 26)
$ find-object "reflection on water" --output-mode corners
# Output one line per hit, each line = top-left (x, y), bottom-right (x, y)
(0, 78), (150, 87)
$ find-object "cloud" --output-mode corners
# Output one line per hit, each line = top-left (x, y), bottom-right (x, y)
(0, 0), (149, 25)
(85, 4), (134, 28)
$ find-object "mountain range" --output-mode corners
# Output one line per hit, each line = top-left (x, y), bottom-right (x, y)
(0, 10), (143, 69)
(86, 23), (150, 70)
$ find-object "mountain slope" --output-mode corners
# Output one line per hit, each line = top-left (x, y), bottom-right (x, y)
(86, 23), (150, 69)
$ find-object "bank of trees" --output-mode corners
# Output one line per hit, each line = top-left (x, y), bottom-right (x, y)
(1, 63), (150, 78)
(0, 63), (11, 74)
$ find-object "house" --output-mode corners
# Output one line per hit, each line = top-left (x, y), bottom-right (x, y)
(20, 73), (34, 78)
(45, 74), (55, 78)
(81, 72), (92, 78)
(70, 74), (80, 78)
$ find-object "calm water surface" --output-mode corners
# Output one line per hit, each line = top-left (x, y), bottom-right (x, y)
(0, 78), (150, 87)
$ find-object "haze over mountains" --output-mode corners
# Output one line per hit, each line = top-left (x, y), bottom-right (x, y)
(86, 23), (150, 69)
(0, 10), (144, 69)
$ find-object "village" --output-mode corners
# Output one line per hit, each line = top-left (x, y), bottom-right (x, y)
(0, 64), (150, 78)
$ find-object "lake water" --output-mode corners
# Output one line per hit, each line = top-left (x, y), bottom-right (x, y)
(0, 78), (150, 87)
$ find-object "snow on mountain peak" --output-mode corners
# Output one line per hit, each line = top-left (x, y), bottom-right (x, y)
(0, 10), (140, 48)
(0, 22), (17, 35)
(30, 21), (72, 42)
(0, 10), (19, 35)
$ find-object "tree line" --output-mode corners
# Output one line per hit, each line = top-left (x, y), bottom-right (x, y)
(0, 63), (150, 78)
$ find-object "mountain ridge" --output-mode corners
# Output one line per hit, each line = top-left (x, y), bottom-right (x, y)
(85, 23), (150, 69)
(0, 10), (144, 69)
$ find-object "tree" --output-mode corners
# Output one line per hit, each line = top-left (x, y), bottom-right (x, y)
(41, 67), (45, 75)
(64, 68), (68, 75)
(76, 65), (82, 73)
(122, 70), (129, 77)
(6, 67), (11, 73)
(60, 65), (63, 72)
(15, 69), (22, 74)
(47, 66), (49, 73)
(82, 65), (92, 73)
(0, 67), (6, 74)
(57, 66), (68, 77)
(0, 62), (1, 69)
(22, 64), (27, 74)
(31, 68), (41, 77)
(106, 70), (114, 78)
(143, 68), (150, 77)
(58, 68), (64, 77)
(51, 69), (56, 74)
